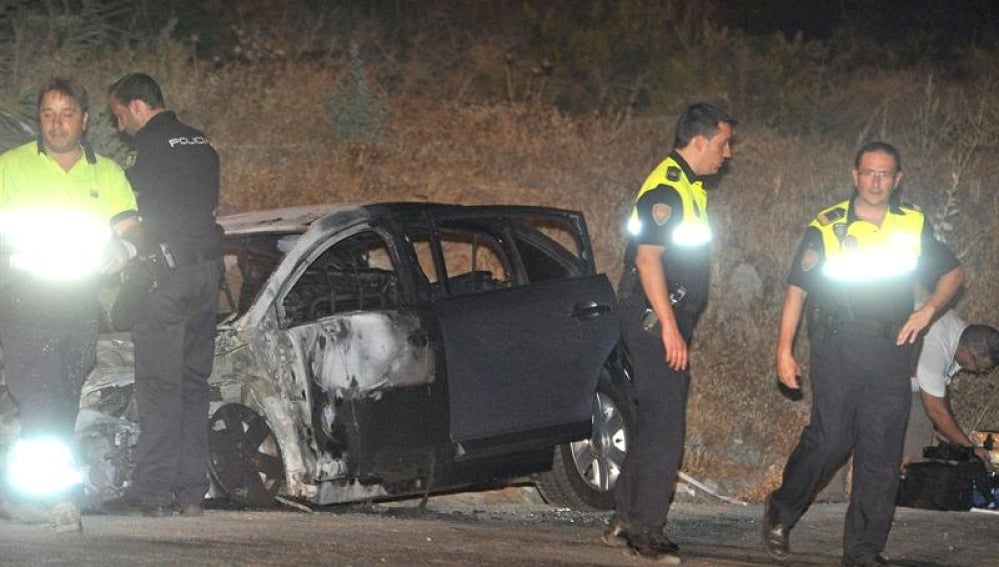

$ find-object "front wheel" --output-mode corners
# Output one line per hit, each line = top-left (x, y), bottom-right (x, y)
(208, 403), (285, 507)
(536, 372), (634, 511)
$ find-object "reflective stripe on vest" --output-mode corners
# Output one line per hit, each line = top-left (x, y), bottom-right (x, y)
(813, 200), (924, 282)
(627, 156), (711, 247)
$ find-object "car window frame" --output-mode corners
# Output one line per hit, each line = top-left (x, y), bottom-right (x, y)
(274, 221), (407, 329)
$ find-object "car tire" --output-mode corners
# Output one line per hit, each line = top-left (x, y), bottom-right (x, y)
(208, 403), (286, 507)
(536, 369), (634, 511)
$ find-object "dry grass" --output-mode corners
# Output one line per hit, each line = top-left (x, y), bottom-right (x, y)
(169, 54), (999, 499)
(26, 40), (995, 502)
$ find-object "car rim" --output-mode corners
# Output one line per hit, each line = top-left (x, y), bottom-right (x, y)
(569, 391), (626, 493)
(208, 404), (285, 506)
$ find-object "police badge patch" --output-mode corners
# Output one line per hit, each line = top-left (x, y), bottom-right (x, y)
(800, 248), (819, 272)
(124, 150), (137, 169)
(652, 204), (672, 226)
(832, 223), (847, 240)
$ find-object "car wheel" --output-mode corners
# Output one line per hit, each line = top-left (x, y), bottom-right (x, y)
(208, 403), (286, 507)
(536, 372), (634, 511)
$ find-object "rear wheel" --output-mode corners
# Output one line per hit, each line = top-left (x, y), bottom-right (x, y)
(537, 371), (633, 511)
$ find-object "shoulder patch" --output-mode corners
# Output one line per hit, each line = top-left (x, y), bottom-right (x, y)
(800, 248), (819, 272)
(666, 166), (681, 182)
(652, 204), (672, 226)
(816, 206), (846, 226)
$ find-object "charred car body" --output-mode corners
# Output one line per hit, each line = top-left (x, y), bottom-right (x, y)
(1, 203), (634, 511)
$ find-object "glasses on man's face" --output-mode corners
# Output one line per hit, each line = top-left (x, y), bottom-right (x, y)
(858, 169), (897, 182)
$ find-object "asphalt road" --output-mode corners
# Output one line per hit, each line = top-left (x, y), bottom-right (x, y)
(0, 488), (995, 566)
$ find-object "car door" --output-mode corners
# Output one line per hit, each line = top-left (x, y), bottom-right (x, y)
(277, 224), (441, 478)
(423, 211), (619, 459)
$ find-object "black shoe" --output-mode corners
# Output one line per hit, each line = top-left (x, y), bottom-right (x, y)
(623, 531), (681, 564)
(101, 496), (172, 518)
(761, 493), (790, 561)
(842, 553), (891, 566)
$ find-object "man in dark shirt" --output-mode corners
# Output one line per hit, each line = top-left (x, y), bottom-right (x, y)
(765, 142), (964, 567)
(107, 73), (221, 517)
(605, 102), (737, 564)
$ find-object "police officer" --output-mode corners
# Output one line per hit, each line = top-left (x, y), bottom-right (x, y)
(765, 142), (964, 567)
(107, 73), (221, 517)
(604, 102), (736, 563)
(0, 77), (138, 532)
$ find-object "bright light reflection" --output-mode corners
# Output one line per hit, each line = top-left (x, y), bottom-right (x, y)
(1, 209), (110, 280)
(672, 223), (712, 247)
(7, 437), (82, 496)
(823, 233), (919, 281)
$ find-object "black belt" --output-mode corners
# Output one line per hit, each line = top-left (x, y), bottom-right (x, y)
(830, 318), (901, 339)
(154, 241), (218, 269)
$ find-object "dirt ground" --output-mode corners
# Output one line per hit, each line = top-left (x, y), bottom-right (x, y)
(0, 487), (995, 567)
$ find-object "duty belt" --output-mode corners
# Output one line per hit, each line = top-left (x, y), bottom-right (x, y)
(830, 318), (901, 339)
(153, 241), (218, 270)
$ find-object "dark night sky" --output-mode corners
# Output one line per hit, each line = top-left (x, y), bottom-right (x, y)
(717, 0), (996, 48)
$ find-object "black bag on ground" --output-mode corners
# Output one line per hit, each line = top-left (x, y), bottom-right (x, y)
(896, 443), (993, 511)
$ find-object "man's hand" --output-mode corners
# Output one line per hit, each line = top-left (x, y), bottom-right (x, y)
(776, 350), (802, 390)
(897, 304), (935, 345)
(974, 446), (995, 471)
(775, 285), (807, 390)
(101, 238), (137, 274)
(661, 323), (688, 371)
(899, 265), (964, 345)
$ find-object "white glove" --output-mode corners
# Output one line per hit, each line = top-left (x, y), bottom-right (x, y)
(101, 238), (137, 274)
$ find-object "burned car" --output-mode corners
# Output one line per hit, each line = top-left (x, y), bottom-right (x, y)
(4, 203), (634, 511)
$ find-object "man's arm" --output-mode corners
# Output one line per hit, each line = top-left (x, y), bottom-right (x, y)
(101, 214), (141, 275)
(897, 266), (965, 345)
(112, 215), (140, 239)
(775, 285), (807, 390)
(634, 243), (687, 371)
(920, 390), (991, 465)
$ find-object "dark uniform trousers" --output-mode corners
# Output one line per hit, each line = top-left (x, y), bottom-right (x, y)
(613, 294), (696, 532)
(770, 324), (913, 564)
(130, 259), (220, 507)
(0, 319), (96, 440)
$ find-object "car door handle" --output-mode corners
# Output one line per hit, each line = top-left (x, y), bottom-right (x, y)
(572, 301), (612, 320)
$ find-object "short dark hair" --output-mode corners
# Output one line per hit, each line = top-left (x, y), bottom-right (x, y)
(108, 73), (165, 109)
(854, 141), (902, 172)
(960, 324), (999, 367)
(37, 77), (88, 114)
(673, 102), (737, 149)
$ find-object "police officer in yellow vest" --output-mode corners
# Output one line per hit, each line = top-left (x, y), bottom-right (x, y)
(604, 102), (736, 564)
(0, 78), (139, 533)
(764, 142), (964, 567)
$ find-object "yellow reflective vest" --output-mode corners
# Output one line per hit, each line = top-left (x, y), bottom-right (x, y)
(811, 200), (924, 282)
(628, 155), (711, 247)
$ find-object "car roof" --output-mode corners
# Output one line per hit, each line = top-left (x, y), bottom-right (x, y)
(218, 203), (358, 235)
(217, 201), (586, 236)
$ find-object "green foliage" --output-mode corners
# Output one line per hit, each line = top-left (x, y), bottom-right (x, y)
(326, 42), (388, 145)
